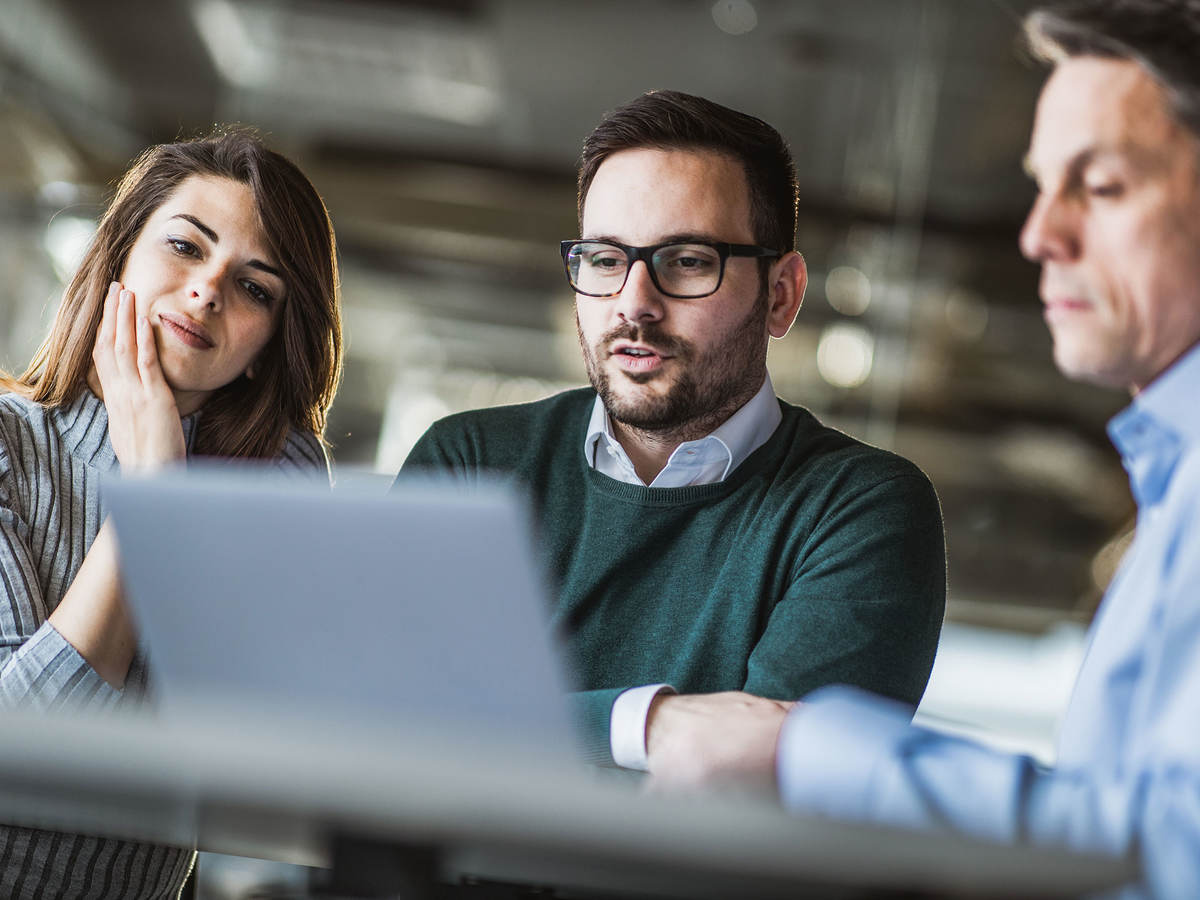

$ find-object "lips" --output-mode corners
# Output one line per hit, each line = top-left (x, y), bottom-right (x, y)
(610, 340), (672, 359)
(158, 312), (214, 349)
(1039, 269), (1093, 319)
(608, 341), (672, 374)
(1043, 296), (1093, 321)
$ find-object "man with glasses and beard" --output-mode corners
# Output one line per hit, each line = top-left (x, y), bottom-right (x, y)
(401, 91), (946, 777)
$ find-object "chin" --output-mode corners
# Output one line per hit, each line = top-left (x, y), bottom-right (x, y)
(160, 367), (219, 398)
(614, 374), (673, 400)
(606, 396), (661, 424)
(1052, 348), (1127, 390)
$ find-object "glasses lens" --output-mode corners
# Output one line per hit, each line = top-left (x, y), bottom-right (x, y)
(567, 241), (628, 295)
(651, 244), (722, 298)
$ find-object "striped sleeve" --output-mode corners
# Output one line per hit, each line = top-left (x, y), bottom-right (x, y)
(0, 432), (119, 711)
(0, 822), (194, 899)
(274, 429), (331, 484)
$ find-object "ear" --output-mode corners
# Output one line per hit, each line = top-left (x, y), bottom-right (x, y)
(766, 251), (807, 339)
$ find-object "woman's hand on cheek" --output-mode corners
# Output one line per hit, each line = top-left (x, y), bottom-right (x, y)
(92, 281), (187, 473)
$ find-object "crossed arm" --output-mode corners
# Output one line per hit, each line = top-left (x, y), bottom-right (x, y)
(545, 468), (946, 772)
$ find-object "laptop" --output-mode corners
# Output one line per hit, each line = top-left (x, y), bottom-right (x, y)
(104, 468), (579, 761)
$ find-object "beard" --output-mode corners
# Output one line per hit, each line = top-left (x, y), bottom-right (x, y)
(577, 289), (769, 438)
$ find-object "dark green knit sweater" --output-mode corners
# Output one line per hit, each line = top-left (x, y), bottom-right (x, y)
(401, 388), (945, 765)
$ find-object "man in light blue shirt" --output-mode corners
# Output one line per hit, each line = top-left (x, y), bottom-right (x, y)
(653, 1), (1200, 896)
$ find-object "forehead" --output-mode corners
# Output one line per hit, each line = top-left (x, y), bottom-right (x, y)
(1028, 56), (1188, 174)
(147, 175), (268, 247)
(581, 147), (753, 242)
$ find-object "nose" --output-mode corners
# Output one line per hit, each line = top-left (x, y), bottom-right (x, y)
(188, 263), (228, 312)
(1019, 190), (1080, 263)
(611, 259), (665, 324)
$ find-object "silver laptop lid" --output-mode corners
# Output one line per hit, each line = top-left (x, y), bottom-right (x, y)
(105, 469), (579, 760)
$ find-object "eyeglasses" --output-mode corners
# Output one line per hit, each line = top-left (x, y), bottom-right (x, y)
(560, 239), (781, 299)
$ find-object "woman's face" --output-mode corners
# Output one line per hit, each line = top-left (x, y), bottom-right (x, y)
(117, 174), (285, 415)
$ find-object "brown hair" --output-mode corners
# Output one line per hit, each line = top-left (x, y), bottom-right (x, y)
(1025, 0), (1200, 141)
(12, 127), (342, 459)
(577, 90), (798, 255)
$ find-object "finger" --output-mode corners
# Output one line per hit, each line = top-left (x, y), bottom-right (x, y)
(99, 281), (121, 339)
(135, 315), (168, 390)
(112, 289), (139, 380)
(92, 282), (122, 376)
(93, 282), (121, 350)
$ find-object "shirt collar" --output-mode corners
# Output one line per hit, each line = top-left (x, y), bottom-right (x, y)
(583, 374), (780, 482)
(1107, 341), (1200, 509)
(1126, 341), (1200, 445)
(693, 373), (781, 474)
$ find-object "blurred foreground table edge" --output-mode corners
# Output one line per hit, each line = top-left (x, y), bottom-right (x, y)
(0, 705), (1137, 898)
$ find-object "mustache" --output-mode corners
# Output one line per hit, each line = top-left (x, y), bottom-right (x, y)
(1039, 265), (1090, 299)
(600, 322), (692, 358)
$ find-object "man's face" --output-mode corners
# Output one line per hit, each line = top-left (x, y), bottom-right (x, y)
(576, 147), (771, 435)
(1020, 56), (1200, 393)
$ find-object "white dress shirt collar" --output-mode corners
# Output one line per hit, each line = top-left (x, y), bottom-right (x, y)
(583, 374), (781, 488)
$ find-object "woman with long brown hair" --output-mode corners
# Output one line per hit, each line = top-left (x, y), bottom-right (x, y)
(0, 128), (342, 898)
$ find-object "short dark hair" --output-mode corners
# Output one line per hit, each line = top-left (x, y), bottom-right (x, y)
(577, 90), (798, 253)
(1025, 0), (1200, 140)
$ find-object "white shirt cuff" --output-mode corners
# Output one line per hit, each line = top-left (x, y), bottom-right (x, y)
(610, 684), (675, 770)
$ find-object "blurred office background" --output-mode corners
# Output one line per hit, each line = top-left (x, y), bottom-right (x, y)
(1, 0), (1129, 787)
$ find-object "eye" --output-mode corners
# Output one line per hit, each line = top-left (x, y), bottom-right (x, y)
(659, 245), (719, 273)
(1086, 182), (1124, 198)
(167, 236), (200, 257)
(239, 278), (274, 307)
(576, 245), (626, 272)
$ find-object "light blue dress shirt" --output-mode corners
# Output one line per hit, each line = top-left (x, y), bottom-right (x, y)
(777, 342), (1200, 899)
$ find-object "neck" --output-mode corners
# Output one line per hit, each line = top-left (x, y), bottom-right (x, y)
(609, 421), (687, 485)
(608, 383), (759, 485)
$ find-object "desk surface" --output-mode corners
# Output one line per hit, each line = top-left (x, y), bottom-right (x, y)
(0, 706), (1136, 898)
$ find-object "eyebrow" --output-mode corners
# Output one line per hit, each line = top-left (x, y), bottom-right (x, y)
(168, 213), (285, 280)
(1024, 142), (1167, 182)
(170, 214), (218, 242)
(1022, 148), (1098, 182)
(582, 232), (730, 245)
(246, 259), (285, 280)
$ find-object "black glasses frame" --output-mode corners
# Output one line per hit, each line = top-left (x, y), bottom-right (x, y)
(560, 239), (781, 299)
